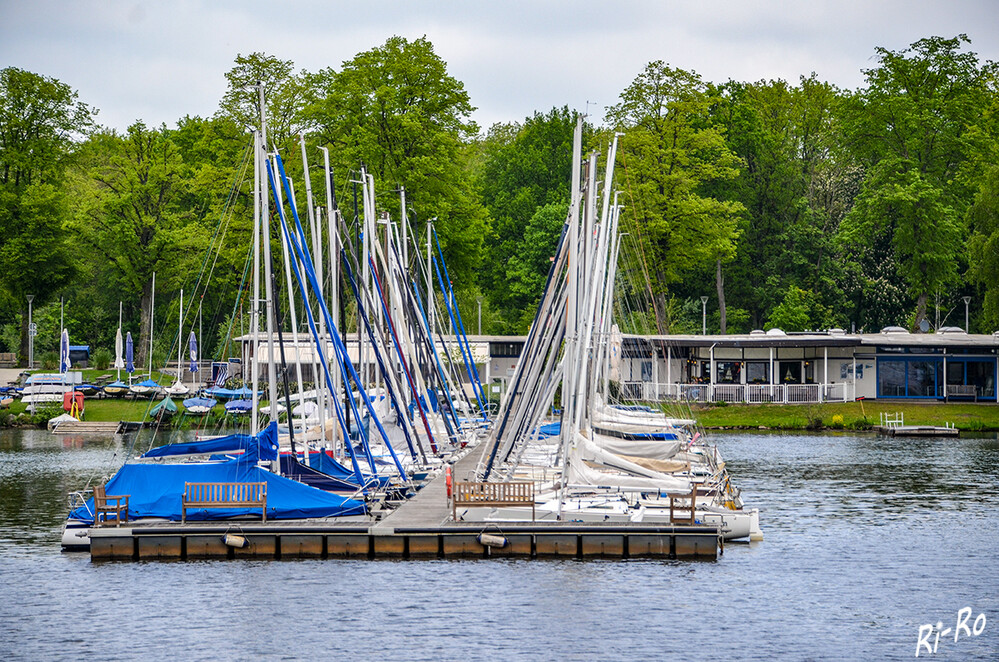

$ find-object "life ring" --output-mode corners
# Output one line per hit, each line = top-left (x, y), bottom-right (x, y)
(445, 466), (453, 499)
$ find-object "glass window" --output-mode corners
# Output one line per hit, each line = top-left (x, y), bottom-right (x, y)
(907, 361), (938, 397)
(804, 361), (815, 384)
(716, 361), (741, 384)
(746, 361), (769, 383)
(779, 361), (802, 384)
(878, 360), (906, 397)
(946, 362), (964, 385)
(967, 361), (995, 398)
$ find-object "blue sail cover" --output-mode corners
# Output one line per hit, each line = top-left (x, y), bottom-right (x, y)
(308, 450), (389, 488)
(205, 385), (260, 400)
(71, 423), (366, 523)
(141, 428), (268, 459)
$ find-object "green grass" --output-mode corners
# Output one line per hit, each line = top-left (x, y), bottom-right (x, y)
(689, 401), (999, 431)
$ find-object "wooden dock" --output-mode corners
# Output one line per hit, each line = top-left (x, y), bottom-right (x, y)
(87, 444), (722, 562)
(875, 425), (960, 437)
(50, 420), (125, 435)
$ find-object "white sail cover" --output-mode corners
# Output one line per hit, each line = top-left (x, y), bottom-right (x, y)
(566, 433), (690, 492)
(590, 432), (681, 460)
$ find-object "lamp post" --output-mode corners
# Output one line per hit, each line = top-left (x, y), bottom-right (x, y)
(477, 297), (482, 336)
(26, 295), (34, 369)
(700, 296), (709, 335)
(963, 296), (971, 332)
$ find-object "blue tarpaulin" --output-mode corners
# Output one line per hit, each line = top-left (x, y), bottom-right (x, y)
(71, 423), (365, 524)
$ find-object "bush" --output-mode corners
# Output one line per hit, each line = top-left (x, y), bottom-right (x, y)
(92, 347), (112, 370)
(830, 414), (845, 428)
(40, 351), (57, 370)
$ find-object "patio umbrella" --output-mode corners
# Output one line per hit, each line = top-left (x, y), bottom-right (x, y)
(125, 332), (135, 375)
(188, 331), (198, 373)
(114, 327), (125, 369)
(59, 329), (70, 374)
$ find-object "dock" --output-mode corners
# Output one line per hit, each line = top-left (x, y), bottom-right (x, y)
(875, 425), (960, 437)
(87, 444), (722, 562)
(49, 420), (126, 435)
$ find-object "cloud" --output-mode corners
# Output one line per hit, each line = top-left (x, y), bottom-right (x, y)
(2, 0), (997, 132)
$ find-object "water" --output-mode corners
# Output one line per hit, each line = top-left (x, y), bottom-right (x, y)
(1, 428), (997, 660)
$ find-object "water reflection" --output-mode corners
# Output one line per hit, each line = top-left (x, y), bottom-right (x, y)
(0, 428), (996, 660)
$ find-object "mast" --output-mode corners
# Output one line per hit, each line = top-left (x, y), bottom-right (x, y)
(251, 130), (262, 436)
(258, 84), (280, 474)
(176, 289), (183, 383)
(320, 146), (341, 450)
(117, 301), (122, 381)
(148, 271), (155, 378)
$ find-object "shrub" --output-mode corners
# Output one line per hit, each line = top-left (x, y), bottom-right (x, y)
(40, 351), (57, 370)
(830, 414), (845, 428)
(92, 347), (112, 370)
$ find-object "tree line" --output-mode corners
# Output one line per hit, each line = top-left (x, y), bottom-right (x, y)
(1, 34), (997, 370)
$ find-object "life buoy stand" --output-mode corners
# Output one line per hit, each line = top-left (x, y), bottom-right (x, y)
(445, 466), (453, 499)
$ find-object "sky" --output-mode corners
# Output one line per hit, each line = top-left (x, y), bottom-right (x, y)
(2, 0), (999, 133)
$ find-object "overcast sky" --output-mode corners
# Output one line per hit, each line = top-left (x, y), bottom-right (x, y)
(3, 0), (998, 133)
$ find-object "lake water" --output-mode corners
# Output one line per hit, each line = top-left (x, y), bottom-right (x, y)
(1, 427), (997, 660)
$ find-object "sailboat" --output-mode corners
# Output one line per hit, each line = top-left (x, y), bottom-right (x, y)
(164, 289), (190, 396)
(463, 119), (761, 541)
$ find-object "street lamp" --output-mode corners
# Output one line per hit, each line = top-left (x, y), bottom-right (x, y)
(26, 295), (34, 369)
(962, 296), (972, 332)
(700, 296), (709, 335)
(477, 297), (483, 336)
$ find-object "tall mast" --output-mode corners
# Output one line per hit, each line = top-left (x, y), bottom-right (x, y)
(251, 130), (262, 436)
(148, 271), (155, 377)
(320, 146), (341, 449)
(258, 85), (280, 474)
(177, 289), (183, 383)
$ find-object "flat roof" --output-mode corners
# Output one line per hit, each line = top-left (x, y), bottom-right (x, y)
(625, 331), (999, 350)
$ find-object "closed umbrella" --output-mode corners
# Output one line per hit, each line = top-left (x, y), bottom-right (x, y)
(126, 332), (135, 377)
(60, 329), (70, 374)
(188, 331), (198, 373)
(114, 328), (125, 370)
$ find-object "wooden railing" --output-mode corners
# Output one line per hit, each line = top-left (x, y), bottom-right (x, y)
(182, 482), (267, 523)
(452, 481), (535, 521)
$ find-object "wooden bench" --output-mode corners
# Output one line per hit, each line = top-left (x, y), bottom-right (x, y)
(93, 484), (129, 527)
(945, 385), (977, 402)
(182, 482), (267, 523)
(0, 353), (16, 368)
(452, 480), (535, 521)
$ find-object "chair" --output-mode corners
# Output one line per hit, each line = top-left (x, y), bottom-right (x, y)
(93, 484), (130, 527)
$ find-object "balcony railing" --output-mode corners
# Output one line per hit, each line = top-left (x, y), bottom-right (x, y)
(620, 381), (855, 404)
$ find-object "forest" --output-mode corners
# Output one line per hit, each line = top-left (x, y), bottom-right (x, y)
(1, 34), (998, 370)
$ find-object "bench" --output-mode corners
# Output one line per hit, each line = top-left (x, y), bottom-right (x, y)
(182, 482), (267, 523)
(945, 385), (977, 402)
(452, 480), (535, 521)
(94, 484), (130, 527)
(0, 353), (16, 368)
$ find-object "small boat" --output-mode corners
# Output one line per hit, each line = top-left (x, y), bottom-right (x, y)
(224, 398), (253, 415)
(150, 396), (178, 422)
(163, 381), (190, 396)
(103, 381), (129, 397)
(129, 379), (162, 397)
(0, 396), (13, 409)
(74, 384), (101, 397)
(182, 397), (217, 415)
(47, 412), (80, 432)
(204, 385), (260, 400)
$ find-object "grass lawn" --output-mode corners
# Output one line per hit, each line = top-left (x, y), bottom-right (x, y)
(689, 400), (999, 431)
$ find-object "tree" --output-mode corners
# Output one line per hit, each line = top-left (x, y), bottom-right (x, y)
(304, 36), (488, 288)
(838, 35), (996, 330)
(476, 107), (583, 328)
(504, 202), (568, 331)
(967, 166), (999, 329)
(217, 52), (308, 150)
(0, 67), (95, 364)
(68, 122), (209, 368)
(606, 62), (744, 333)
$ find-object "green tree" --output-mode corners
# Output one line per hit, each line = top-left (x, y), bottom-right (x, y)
(68, 122), (209, 368)
(304, 36), (488, 288)
(606, 62), (744, 333)
(0, 67), (95, 364)
(766, 286), (834, 331)
(838, 35), (996, 330)
(476, 107), (582, 328)
(967, 166), (999, 329)
(217, 52), (308, 150)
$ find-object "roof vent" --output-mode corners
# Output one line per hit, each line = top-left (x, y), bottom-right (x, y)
(765, 328), (786, 336)
(750, 329), (766, 336)
(937, 326), (966, 334)
(881, 326), (909, 334)
(828, 328), (846, 335)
